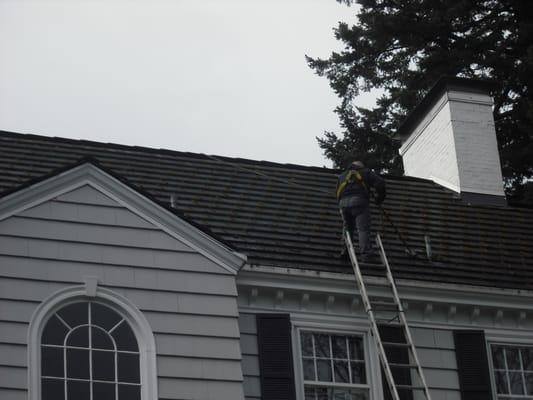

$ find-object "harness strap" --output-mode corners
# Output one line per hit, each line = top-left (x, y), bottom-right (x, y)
(336, 169), (368, 200)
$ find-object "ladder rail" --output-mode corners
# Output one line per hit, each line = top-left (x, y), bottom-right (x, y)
(344, 231), (403, 400)
(376, 234), (433, 400)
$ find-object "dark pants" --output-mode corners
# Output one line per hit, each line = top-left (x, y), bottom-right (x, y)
(341, 204), (373, 256)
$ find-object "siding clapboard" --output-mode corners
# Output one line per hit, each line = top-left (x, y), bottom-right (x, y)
(239, 313), (261, 400)
(0, 185), (244, 399)
(410, 327), (460, 400)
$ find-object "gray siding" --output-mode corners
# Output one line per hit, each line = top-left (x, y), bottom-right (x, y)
(0, 185), (244, 399)
(411, 327), (460, 400)
(236, 311), (460, 400)
(238, 313), (261, 400)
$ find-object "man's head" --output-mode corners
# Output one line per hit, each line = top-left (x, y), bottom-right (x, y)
(350, 161), (365, 169)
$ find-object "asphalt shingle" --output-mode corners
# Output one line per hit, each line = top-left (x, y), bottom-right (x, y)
(1, 131), (532, 290)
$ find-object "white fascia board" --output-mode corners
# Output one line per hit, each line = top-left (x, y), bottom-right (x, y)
(429, 175), (461, 193)
(0, 162), (246, 274)
(238, 264), (533, 311)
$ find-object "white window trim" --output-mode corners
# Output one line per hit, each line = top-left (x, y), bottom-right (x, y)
(486, 330), (533, 400)
(487, 341), (533, 400)
(292, 322), (383, 400)
(28, 285), (158, 400)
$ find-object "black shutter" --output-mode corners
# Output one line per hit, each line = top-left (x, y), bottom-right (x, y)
(256, 314), (296, 400)
(378, 325), (413, 400)
(454, 330), (493, 400)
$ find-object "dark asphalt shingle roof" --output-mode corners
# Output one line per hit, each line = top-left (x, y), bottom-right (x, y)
(1, 131), (532, 290)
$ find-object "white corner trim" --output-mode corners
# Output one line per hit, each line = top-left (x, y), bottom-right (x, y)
(0, 162), (247, 274)
(27, 285), (158, 400)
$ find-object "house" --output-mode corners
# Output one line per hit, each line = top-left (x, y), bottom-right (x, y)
(0, 77), (532, 400)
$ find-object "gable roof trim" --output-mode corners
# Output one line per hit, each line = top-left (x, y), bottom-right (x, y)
(0, 162), (247, 274)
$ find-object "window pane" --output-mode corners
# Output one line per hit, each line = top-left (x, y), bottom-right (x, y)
(332, 336), (347, 359)
(42, 346), (64, 377)
(525, 372), (533, 395)
(66, 348), (90, 379)
(315, 334), (330, 358)
(332, 387), (369, 400)
(117, 353), (140, 383)
(58, 303), (88, 328)
(93, 382), (116, 400)
(112, 322), (138, 352)
(303, 358), (315, 381)
(118, 384), (140, 400)
(509, 371), (524, 395)
(495, 371), (509, 394)
(67, 379), (90, 400)
(315, 387), (329, 400)
(93, 350), (116, 382)
(506, 348), (521, 370)
(92, 327), (114, 350)
(304, 386), (316, 400)
(349, 337), (364, 361)
(351, 361), (366, 384)
(67, 326), (89, 348)
(92, 303), (122, 331)
(522, 348), (533, 371)
(492, 346), (506, 370)
(333, 360), (349, 383)
(42, 378), (64, 400)
(316, 359), (332, 382)
(42, 315), (69, 345)
(301, 332), (314, 357)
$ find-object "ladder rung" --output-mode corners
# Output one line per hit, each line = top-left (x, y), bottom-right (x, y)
(371, 300), (398, 308)
(375, 318), (401, 325)
(395, 384), (428, 391)
(389, 362), (420, 369)
(382, 341), (411, 348)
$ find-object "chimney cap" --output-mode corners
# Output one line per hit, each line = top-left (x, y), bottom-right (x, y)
(395, 76), (498, 140)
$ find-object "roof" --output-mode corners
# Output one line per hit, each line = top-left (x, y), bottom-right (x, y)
(1, 130), (532, 290)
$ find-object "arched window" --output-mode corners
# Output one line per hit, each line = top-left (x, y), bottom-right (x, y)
(29, 286), (158, 400)
(41, 301), (140, 400)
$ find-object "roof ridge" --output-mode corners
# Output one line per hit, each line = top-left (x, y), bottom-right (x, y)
(0, 129), (335, 175)
(0, 130), (439, 184)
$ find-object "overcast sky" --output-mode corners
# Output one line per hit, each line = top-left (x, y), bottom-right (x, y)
(0, 0), (376, 167)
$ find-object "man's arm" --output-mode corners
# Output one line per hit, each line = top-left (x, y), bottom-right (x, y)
(366, 170), (386, 204)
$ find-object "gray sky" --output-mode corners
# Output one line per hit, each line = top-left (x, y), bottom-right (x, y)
(0, 0), (374, 167)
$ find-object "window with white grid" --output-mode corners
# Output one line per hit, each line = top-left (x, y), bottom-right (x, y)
(491, 344), (533, 399)
(40, 301), (141, 400)
(300, 331), (370, 400)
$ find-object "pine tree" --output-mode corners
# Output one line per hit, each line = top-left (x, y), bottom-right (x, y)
(308, 0), (533, 199)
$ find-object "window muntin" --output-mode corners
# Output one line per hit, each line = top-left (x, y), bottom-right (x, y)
(491, 344), (533, 399)
(300, 331), (369, 400)
(41, 301), (141, 400)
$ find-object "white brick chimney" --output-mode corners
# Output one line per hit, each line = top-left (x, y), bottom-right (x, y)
(398, 77), (506, 206)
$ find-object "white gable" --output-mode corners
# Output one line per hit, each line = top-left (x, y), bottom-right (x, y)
(0, 163), (246, 275)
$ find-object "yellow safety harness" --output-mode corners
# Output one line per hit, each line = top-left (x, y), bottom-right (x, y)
(336, 169), (368, 200)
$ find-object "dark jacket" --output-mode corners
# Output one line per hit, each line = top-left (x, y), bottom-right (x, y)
(336, 166), (386, 206)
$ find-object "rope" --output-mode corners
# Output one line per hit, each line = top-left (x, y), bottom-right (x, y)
(203, 153), (418, 257)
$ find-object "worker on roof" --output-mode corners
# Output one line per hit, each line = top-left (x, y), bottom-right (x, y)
(336, 160), (386, 261)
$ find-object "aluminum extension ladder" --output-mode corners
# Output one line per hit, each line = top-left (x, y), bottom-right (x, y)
(344, 231), (432, 400)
